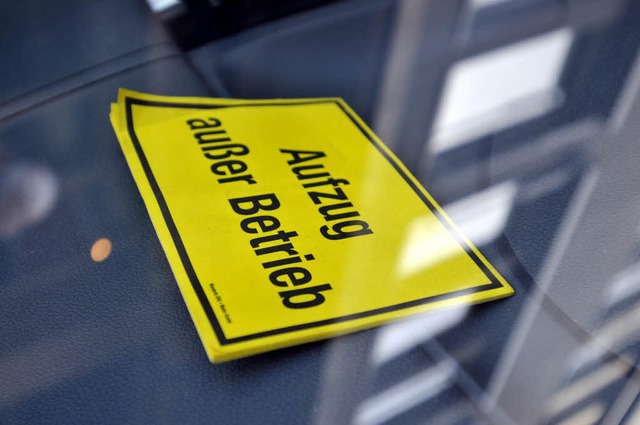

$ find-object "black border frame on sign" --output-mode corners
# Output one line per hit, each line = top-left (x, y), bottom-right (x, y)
(124, 96), (505, 345)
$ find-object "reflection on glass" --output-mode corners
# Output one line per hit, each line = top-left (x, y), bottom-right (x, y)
(0, 161), (58, 239)
(354, 359), (456, 425)
(397, 181), (516, 278)
(431, 28), (573, 153)
(372, 306), (468, 365)
(555, 402), (605, 425)
(469, 0), (514, 9)
(146, 0), (181, 12)
(547, 358), (630, 419)
(605, 262), (640, 308)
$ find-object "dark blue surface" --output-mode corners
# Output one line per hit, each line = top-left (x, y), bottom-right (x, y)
(0, 0), (170, 103)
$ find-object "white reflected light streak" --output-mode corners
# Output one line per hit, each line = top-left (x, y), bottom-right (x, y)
(570, 302), (640, 372)
(397, 181), (517, 279)
(600, 369), (640, 425)
(353, 360), (456, 425)
(624, 400), (640, 424)
(518, 168), (572, 202)
(469, 0), (513, 9)
(444, 181), (517, 246)
(547, 358), (630, 417)
(609, 48), (640, 133)
(605, 262), (640, 307)
(372, 306), (469, 365)
(556, 402), (606, 425)
(0, 162), (58, 238)
(145, 0), (180, 12)
(431, 28), (573, 153)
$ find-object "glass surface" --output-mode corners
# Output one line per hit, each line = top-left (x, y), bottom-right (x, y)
(2, 0), (640, 424)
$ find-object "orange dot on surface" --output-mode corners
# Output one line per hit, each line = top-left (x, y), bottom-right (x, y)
(91, 238), (112, 262)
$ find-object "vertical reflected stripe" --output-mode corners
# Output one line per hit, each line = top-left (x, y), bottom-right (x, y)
(372, 0), (431, 150)
(609, 50), (640, 132)
(488, 169), (600, 400)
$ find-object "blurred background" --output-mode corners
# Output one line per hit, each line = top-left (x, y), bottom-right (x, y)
(1, 0), (640, 424)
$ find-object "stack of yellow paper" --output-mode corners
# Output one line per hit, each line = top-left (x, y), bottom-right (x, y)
(110, 89), (514, 362)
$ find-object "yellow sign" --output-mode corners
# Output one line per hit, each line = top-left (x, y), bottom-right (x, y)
(110, 89), (513, 362)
